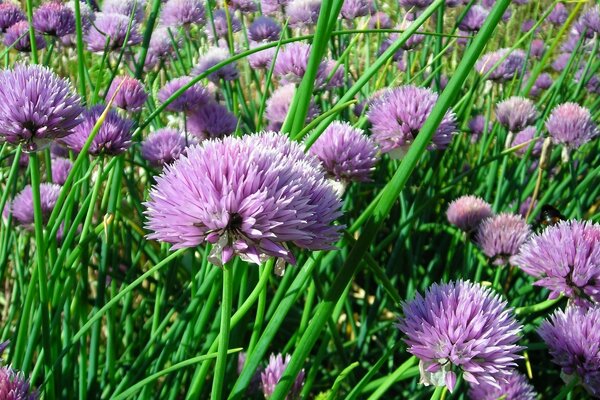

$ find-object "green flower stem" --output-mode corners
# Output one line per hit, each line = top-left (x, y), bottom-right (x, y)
(72, 0), (87, 100)
(211, 264), (233, 400)
(429, 386), (446, 400)
(135, 0), (162, 78)
(515, 296), (563, 317)
(25, 0), (38, 64)
(366, 356), (418, 400)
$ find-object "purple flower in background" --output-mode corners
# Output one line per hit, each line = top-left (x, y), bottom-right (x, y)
(85, 13), (142, 52)
(530, 72), (553, 97)
(399, 0), (432, 10)
(0, 366), (38, 400)
(368, 12), (392, 29)
(476, 49), (526, 82)
(287, 0), (321, 28)
(468, 114), (488, 141)
(187, 103), (238, 140)
(207, 9), (241, 40)
(446, 195), (493, 233)
(230, 0), (258, 12)
(530, 39), (545, 59)
(33, 1), (76, 37)
(51, 157), (73, 185)
(4, 21), (46, 52)
(261, 353), (305, 400)
(193, 47), (239, 83)
(144, 132), (342, 265)
(476, 213), (531, 265)
(341, 0), (370, 20)
(398, 280), (523, 392)
(160, 0), (205, 28)
(0, 64), (83, 152)
(106, 76), (147, 112)
(549, 2), (568, 25)
(102, 0), (146, 23)
(512, 126), (542, 157)
(309, 121), (378, 183)
(317, 60), (345, 89)
(157, 77), (212, 112)
(514, 220), (600, 305)
(459, 5), (488, 33)
(261, 0), (289, 15)
(551, 52), (573, 72)
(539, 306), (600, 398)
(495, 96), (538, 132)
(367, 85), (457, 158)
(11, 183), (61, 227)
(141, 128), (188, 167)
(398, 20), (425, 50)
(0, 3), (26, 33)
(62, 105), (133, 156)
(247, 45), (276, 69)
(468, 372), (536, 400)
(274, 43), (316, 84)
(248, 16), (281, 42)
(582, 5), (600, 35)
(521, 19), (535, 33)
(265, 84), (319, 131)
(546, 103), (598, 149)
(144, 26), (178, 69)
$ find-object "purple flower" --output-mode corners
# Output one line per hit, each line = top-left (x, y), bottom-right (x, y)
(468, 114), (488, 140)
(265, 84), (319, 131)
(0, 366), (38, 400)
(207, 9), (241, 40)
(582, 5), (600, 35)
(248, 16), (281, 43)
(230, 0), (258, 12)
(0, 3), (25, 33)
(317, 60), (345, 90)
(0, 64), (83, 152)
(144, 132), (342, 265)
(4, 21), (46, 52)
(187, 103), (238, 140)
(545, 103), (598, 149)
(192, 47), (238, 83)
(495, 96), (538, 132)
(11, 183), (61, 227)
(368, 12), (392, 29)
(261, 0), (289, 15)
(274, 43), (316, 84)
(247, 45), (276, 70)
(106, 76), (147, 112)
(286, 0), (321, 28)
(160, 0), (205, 28)
(521, 19), (535, 33)
(446, 195), (493, 233)
(33, 1), (76, 37)
(530, 39), (545, 59)
(539, 306), (600, 397)
(399, 0), (432, 10)
(141, 128), (188, 167)
(532, 72), (553, 91)
(261, 353), (305, 400)
(85, 12), (142, 52)
(551, 52), (572, 72)
(61, 105), (133, 156)
(511, 126), (541, 157)
(367, 85), (457, 158)
(341, 0), (370, 20)
(309, 121), (378, 183)
(157, 77), (212, 112)
(549, 2), (568, 25)
(476, 49), (526, 82)
(476, 213), (531, 265)
(51, 157), (73, 185)
(468, 372), (536, 400)
(514, 220), (600, 305)
(459, 5), (488, 33)
(144, 26), (178, 69)
(398, 280), (524, 392)
(102, 0), (146, 23)
(398, 20), (425, 50)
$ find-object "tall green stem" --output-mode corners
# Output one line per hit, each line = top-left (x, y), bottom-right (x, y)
(212, 265), (233, 400)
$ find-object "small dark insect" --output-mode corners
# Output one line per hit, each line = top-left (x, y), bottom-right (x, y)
(539, 204), (566, 228)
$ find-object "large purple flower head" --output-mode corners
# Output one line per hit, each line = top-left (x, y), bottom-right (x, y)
(512, 126), (542, 157)
(582, 5), (600, 35)
(85, 12), (142, 52)
(160, 0), (205, 28)
(549, 2), (568, 25)
(286, 0), (321, 28)
(309, 121), (378, 183)
(514, 220), (600, 305)
(265, 84), (319, 131)
(0, 64), (83, 152)
(33, 1), (76, 37)
(102, 0), (146, 23)
(538, 306), (600, 397)
(248, 16), (281, 43)
(230, 0), (258, 12)
(0, 3), (25, 33)
(261, 353), (305, 400)
(157, 77), (212, 112)
(61, 105), (133, 156)
(367, 85), (457, 159)
(274, 43), (315, 84)
(51, 157), (73, 185)
(458, 5), (488, 33)
(4, 21), (46, 52)
(141, 128), (188, 167)
(207, 9), (241, 40)
(341, 0), (370, 20)
(495, 96), (538, 133)
(187, 103), (238, 140)
(144, 131), (342, 266)
(545, 103), (598, 149)
(192, 47), (239, 83)
(476, 213), (531, 265)
(468, 372), (536, 400)
(106, 76), (147, 112)
(0, 367), (38, 400)
(398, 280), (524, 392)
(11, 183), (61, 227)
(476, 49), (526, 82)
(446, 195), (493, 233)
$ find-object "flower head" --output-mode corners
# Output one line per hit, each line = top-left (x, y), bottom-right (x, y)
(514, 220), (600, 305)
(187, 103), (238, 140)
(309, 121), (378, 183)
(467, 372), (536, 400)
(398, 280), (524, 392)
(4, 21), (46, 52)
(247, 45), (276, 70)
(274, 43), (317, 84)
(261, 353), (305, 400)
(11, 183), (61, 227)
(368, 12), (392, 29)
(545, 103), (598, 149)
(446, 195), (493, 233)
(476, 213), (531, 265)
(85, 12), (142, 52)
(0, 367), (38, 400)
(144, 26), (178, 69)
(367, 85), (457, 158)
(468, 114), (488, 140)
(0, 64), (83, 152)
(399, 0), (432, 9)
(230, 0), (258, 12)
(265, 84), (319, 131)
(286, 0), (321, 28)
(248, 16), (281, 43)
(495, 96), (538, 132)
(160, 0), (205, 28)
(458, 5), (488, 33)
(582, 5), (600, 35)
(144, 132), (342, 266)
(33, 1), (76, 37)
(141, 128), (189, 167)
(260, 0), (289, 15)
(106, 76), (147, 112)
(51, 157), (73, 185)
(341, 0), (370, 20)
(511, 126), (542, 157)
(102, 0), (146, 23)
(539, 306), (600, 397)
(192, 47), (239, 83)
(0, 3), (26, 33)
(549, 2), (568, 25)
(476, 49), (526, 82)
(207, 9), (241, 40)
(157, 77), (212, 112)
